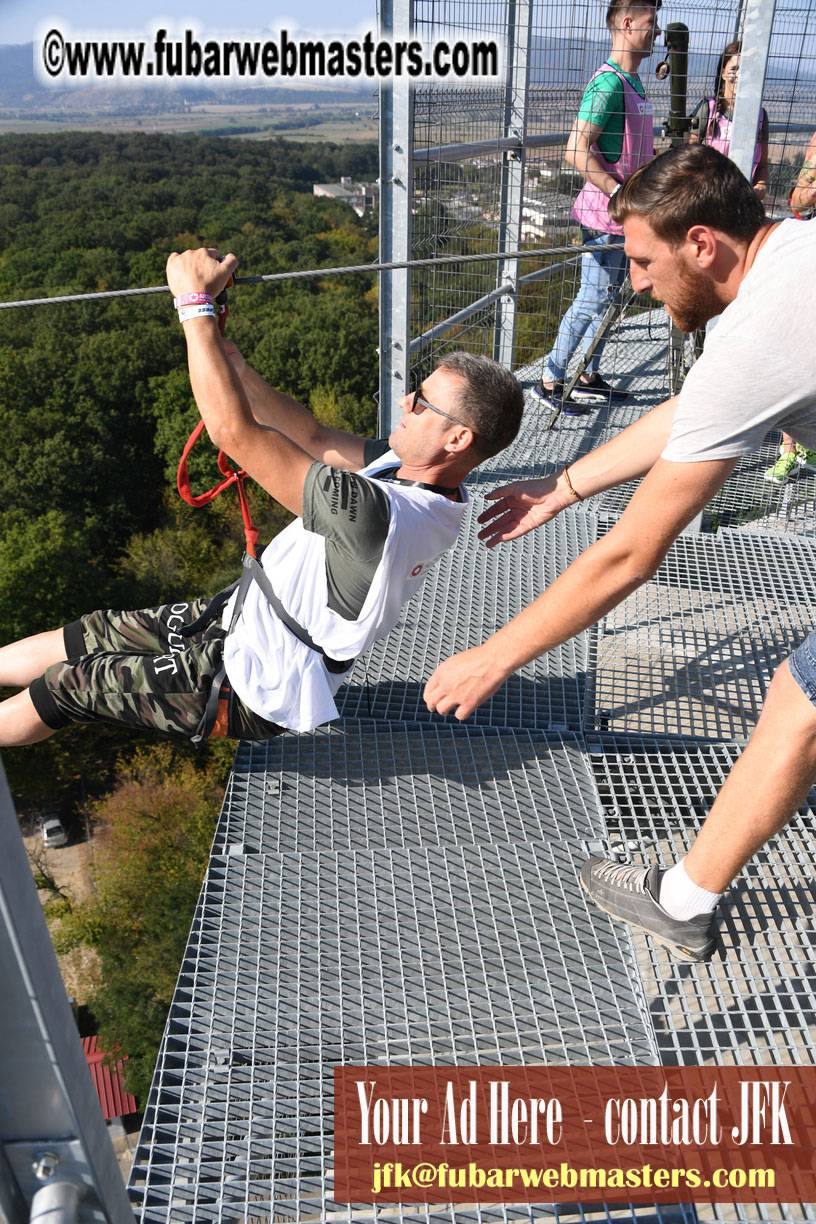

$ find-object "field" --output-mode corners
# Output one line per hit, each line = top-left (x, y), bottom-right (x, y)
(0, 99), (378, 140)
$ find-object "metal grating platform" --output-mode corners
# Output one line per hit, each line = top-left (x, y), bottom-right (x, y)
(708, 439), (816, 539)
(586, 735), (816, 1224)
(502, 313), (671, 487)
(598, 442), (816, 538)
(588, 527), (816, 739)
(588, 735), (816, 1071)
(129, 840), (662, 1223)
(336, 506), (598, 730)
(214, 723), (605, 854)
(131, 276), (816, 1224)
(511, 315), (816, 541)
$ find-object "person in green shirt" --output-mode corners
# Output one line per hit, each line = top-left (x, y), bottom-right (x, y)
(531, 0), (660, 415)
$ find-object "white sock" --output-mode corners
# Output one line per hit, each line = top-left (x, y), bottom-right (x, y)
(658, 859), (721, 921)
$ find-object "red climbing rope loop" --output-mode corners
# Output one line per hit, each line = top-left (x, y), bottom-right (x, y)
(175, 285), (260, 558)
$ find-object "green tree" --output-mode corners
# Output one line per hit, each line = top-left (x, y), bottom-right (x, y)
(0, 131), (378, 808)
(57, 745), (227, 1102)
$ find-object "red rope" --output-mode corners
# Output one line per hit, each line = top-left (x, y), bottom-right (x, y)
(176, 295), (260, 558)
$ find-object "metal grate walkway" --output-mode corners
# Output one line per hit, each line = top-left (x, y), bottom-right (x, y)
(336, 510), (598, 730)
(130, 312), (816, 1224)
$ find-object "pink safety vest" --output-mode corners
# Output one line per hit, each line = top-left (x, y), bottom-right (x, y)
(572, 63), (654, 237)
(703, 98), (764, 180)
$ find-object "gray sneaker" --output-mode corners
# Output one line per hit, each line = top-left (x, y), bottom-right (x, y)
(579, 857), (717, 962)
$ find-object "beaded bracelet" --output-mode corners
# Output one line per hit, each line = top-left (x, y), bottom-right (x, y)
(562, 465), (583, 502)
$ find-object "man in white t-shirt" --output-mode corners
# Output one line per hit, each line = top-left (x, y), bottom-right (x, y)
(425, 143), (816, 961)
(0, 247), (523, 747)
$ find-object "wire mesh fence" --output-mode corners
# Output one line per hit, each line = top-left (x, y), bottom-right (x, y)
(398, 0), (816, 414)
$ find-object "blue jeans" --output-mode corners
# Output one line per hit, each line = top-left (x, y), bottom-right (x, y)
(544, 229), (627, 382)
(789, 629), (816, 708)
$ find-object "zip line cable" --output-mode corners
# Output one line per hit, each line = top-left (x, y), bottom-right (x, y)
(0, 241), (620, 310)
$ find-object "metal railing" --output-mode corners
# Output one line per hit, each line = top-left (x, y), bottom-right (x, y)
(0, 761), (135, 1223)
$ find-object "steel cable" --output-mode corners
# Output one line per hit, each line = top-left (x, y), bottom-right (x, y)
(0, 242), (622, 310)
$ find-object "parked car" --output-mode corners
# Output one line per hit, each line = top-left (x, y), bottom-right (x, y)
(41, 813), (69, 849)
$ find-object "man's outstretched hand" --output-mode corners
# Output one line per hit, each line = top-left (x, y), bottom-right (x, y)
(166, 247), (238, 301)
(477, 474), (573, 548)
(424, 644), (510, 721)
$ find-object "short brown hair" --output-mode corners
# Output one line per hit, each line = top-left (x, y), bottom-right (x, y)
(605, 0), (661, 31)
(437, 351), (525, 461)
(608, 143), (766, 245)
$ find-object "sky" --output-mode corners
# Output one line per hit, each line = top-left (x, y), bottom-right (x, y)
(0, 0), (379, 47)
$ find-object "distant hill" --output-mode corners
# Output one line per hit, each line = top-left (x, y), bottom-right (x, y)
(2, 36), (812, 126)
(0, 43), (372, 114)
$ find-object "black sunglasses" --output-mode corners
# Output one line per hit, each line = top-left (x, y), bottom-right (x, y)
(411, 387), (475, 435)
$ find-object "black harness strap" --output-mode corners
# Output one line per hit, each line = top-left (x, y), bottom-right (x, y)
(373, 466), (463, 500)
(184, 463), (453, 730)
(179, 582), (240, 638)
(230, 553), (355, 675)
(191, 661), (229, 744)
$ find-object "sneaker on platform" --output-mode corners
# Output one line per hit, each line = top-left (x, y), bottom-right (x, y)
(795, 444), (816, 473)
(570, 374), (630, 404)
(580, 857), (718, 962)
(763, 449), (800, 484)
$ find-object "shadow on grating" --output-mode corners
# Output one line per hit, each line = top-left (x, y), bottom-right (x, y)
(501, 313), (671, 487)
(129, 842), (667, 1223)
(214, 722), (605, 854)
(336, 506), (598, 730)
(588, 438), (816, 543)
(585, 735), (816, 1224)
(586, 527), (815, 739)
(586, 734), (816, 1064)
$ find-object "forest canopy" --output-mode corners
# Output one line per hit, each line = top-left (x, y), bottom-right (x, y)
(0, 131), (380, 799)
(2, 132), (380, 1099)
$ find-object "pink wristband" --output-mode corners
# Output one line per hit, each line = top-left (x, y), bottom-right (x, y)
(173, 291), (214, 309)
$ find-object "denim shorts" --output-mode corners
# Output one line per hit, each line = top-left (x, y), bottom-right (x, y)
(789, 628), (816, 706)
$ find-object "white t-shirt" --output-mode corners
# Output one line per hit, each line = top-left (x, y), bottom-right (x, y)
(663, 218), (816, 463)
(222, 449), (468, 732)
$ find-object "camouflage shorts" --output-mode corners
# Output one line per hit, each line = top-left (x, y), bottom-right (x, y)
(28, 598), (283, 742)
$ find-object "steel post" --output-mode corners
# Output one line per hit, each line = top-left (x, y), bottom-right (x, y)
(729, 0), (777, 182)
(378, 0), (414, 435)
(0, 758), (135, 1223)
(493, 0), (533, 369)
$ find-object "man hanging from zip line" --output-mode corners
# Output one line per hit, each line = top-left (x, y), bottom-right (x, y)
(0, 247), (523, 748)
(425, 143), (816, 963)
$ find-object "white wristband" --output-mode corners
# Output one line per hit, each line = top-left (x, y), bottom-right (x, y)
(609, 182), (621, 199)
(177, 304), (216, 324)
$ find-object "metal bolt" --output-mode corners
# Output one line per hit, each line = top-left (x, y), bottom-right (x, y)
(33, 1153), (59, 1181)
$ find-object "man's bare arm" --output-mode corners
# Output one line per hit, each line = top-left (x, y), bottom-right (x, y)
(167, 249), (321, 517)
(566, 118), (621, 195)
(790, 135), (816, 214)
(426, 454), (738, 719)
(225, 341), (368, 470)
(478, 395), (678, 546)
